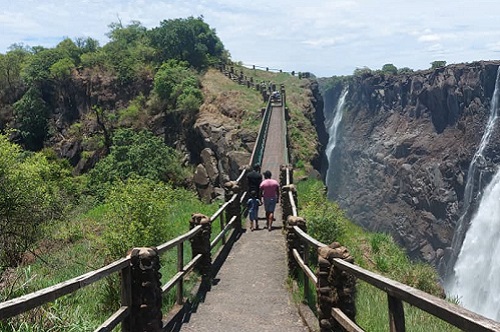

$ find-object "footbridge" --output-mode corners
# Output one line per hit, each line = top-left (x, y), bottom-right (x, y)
(1, 86), (500, 332)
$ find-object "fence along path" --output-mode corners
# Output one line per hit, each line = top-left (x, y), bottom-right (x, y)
(179, 91), (307, 332)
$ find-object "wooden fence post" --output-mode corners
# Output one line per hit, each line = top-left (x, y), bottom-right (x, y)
(280, 165), (295, 215)
(317, 244), (357, 332)
(189, 213), (212, 278)
(224, 181), (242, 231)
(285, 216), (306, 278)
(125, 247), (163, 332)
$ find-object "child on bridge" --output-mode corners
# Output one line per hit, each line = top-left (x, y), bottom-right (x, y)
(247, 190), (261, 231)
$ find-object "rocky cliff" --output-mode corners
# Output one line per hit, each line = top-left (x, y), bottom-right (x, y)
(321, 61), (500, 269)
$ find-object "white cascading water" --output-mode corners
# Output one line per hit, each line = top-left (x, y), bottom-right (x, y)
(446, 67), (500, 320)
(447, 169), (500, 320)
(325, 88), (348, 189)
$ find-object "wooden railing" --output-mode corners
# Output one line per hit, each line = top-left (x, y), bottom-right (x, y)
(281, 166), (500, 332)
(249, 95), (273, 167)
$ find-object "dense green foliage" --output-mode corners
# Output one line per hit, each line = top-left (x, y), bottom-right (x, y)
(153, 59), (203, 113)
(102, 178), (190, 259)
(149, 16), (225, 70)
(0, 135), (66, 269)
(298, 180), (345, 244)
(13, 88), (50, 150)
(431, 60), (447, 69)
(0, 16), (226, 153)
(381, 63), (398, 75)
(87, 128), (189, 198)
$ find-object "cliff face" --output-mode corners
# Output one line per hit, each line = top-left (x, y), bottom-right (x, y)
(322, 61), (500, 268)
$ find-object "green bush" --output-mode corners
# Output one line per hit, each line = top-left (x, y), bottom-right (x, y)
(87, 128), (189, 199)
(101, 178), (177, 259)
(298, 179), (346, 244)
(0, 135), (64, 269)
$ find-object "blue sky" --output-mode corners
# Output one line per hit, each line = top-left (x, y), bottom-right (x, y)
(1, 0), (500, 77)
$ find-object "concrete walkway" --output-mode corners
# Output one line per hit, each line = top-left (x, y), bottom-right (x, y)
(178, 104), (307, 331)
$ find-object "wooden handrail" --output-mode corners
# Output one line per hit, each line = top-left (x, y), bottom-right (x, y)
(292, 249), (317, 284)
(156, 225), (202, 254)
(162, 254), (203, 294)
(0, 258), (130, 320)
(95, 306), (130, 332)
(332, 258), (500, 331)
(292, 225), (325, 249)
(331, 307), (365, 332)
(249, 97), (273, 167)
(211, 216), (237, 250)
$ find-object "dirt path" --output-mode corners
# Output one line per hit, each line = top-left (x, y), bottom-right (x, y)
(178, 105), (307, 331)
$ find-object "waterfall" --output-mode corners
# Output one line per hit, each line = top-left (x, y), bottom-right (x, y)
(325, 88), (348, 192)
(445, 67), (500, 320)
(447, 169), (500, 320)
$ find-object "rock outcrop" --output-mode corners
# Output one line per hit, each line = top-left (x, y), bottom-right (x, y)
(321, 61), (500, 268)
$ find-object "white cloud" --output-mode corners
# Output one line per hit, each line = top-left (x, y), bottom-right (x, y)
(419, 34), (441, 43)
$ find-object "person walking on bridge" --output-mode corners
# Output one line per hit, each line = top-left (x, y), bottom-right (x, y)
(247, 163), (262, 194)
(259, 170), (280, 231)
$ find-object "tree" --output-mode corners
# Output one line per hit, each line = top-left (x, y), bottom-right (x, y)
(55, 38), (81, 64)
(87, 128), (189, 198)
(353, 66), (372, 77)
(0, 134), (62, 269)
(149, 16), (226, 69)
(381, 63), (398, 75)
(75, 36), (100, 53)
(0, 46), (30, 93)
(398, 67), (414, 74)
(103, 20), (155, 85)
(21, 48), (65, 85)
(430, 60), (447, 69)
(153, 59), (202, 112)
(13, 87), (50, 150)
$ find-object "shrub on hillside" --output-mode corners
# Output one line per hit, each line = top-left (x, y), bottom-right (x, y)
(0, 135), (64, 270)
(87, 128), (189, 199)
(299, 179), (346, 244)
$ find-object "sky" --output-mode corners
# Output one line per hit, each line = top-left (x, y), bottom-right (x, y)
(1, 0), (500, 77)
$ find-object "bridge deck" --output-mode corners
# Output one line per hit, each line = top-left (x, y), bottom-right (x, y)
(178, 105), (307, 331)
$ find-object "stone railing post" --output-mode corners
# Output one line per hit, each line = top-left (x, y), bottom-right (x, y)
(125, 247), (162, 332)
(281, 184), (296, 225)
(280, 164), (296, 225)
(224, 181), (242, 231)
(285, 216), (307, 278)
(317, 243), (357, 332)
(189, 213), (212, 278)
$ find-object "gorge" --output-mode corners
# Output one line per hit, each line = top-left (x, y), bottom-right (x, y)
(319, 61), (500, 318)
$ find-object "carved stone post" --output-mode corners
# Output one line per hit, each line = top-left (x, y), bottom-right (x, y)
(317, 243), (357, 332)
(224, 181), (242, 231)
(189, 213), (212, 278)
(281, 184), (296, 225)
(280, 165), (296, 226)
(125, 247), (162, 332)
(285, 216), (307, 278)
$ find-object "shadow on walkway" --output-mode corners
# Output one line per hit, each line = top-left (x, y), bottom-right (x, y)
(163, 229), (243, 332)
